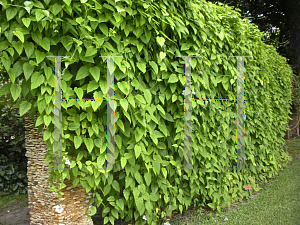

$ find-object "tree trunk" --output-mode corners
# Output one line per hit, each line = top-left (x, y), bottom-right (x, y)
(24, 111), (94, 225)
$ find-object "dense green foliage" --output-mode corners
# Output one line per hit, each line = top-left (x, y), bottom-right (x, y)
(0, 74), (27, 196)
(209, 0), (300, 113)
(0, 0), (294, 224)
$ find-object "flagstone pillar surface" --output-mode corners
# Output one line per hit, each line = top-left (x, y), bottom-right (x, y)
(24, 111), (94, 225)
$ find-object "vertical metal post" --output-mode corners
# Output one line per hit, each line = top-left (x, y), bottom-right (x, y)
(46, 55), (70, 172)
(228, 55), (253, 171)
(175, 55), (201, 171)
(99, 56), (123, 171)
(236, 56), (245, 170)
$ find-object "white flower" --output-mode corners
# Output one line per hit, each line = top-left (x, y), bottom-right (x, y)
(65, 159), (71, 165)
(224, 217), (228, 221)
(6, 210), (10, 213)
(199, 71), (203, 74)
(143, 215), (147, 220)
(55, 205), (64, 214)
(164, 223), (171, 225)
(192, 91), (196, 95)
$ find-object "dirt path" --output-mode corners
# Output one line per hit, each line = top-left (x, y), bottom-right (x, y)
(0, 198), (30, 225)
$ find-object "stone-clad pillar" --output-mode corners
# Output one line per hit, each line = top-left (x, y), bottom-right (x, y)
(23, 111), (93, 225)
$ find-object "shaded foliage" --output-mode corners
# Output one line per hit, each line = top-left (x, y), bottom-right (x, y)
(0, 65), (27, 196)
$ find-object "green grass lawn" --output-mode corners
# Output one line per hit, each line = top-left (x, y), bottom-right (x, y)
(1, 137), (299, 225)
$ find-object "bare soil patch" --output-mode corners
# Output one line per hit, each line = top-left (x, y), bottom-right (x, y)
(0, 196), (30, 225)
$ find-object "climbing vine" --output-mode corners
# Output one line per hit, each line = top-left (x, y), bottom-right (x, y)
(0, 0), (293, 224)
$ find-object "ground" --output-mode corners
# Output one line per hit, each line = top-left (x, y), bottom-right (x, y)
(0, 194), (30, 225)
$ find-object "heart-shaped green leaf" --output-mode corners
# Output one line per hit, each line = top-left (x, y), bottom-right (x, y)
(8, 68), (15, 84)
(10, 84), (21, 101)
(89, 66), (100, 82)
(74, 136), (83, 149)
(39, 37), (50, 51)
(22, 18), (31, 28)
(144, 89), (152, 104)
(12, 31), (24, 43)
(76, 66), (89, 80)
(74, 87), (83, 99)
(168, 74), (178, 83)
(31, 72), (44, 89)
(120, 99), (128, 111)
(87, 80), (99, 93)
(159, 52), (166, 60)
(24, 42), (34, 58)
(117, 81), (129, 95)
(149, 61), (158, 74)
(35, 50), (46, 64)
(23, 62), (34, 81)
(12, 41), (23, 55)
(19, 101), (32, 117)
(156, 36), (165, 47)
(0, 84), (11, 96)
(60, 36), (73, 52)
(137, 62), (146, 73)
(6, 7), (18, 21)
(85, 46), (97, 57)
(84, 138), (94, 153)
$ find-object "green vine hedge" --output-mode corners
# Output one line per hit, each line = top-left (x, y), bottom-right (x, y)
(0, 0), (294, 224)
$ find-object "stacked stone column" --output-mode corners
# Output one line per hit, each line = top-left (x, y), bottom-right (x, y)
(24, 112), (94, 225)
